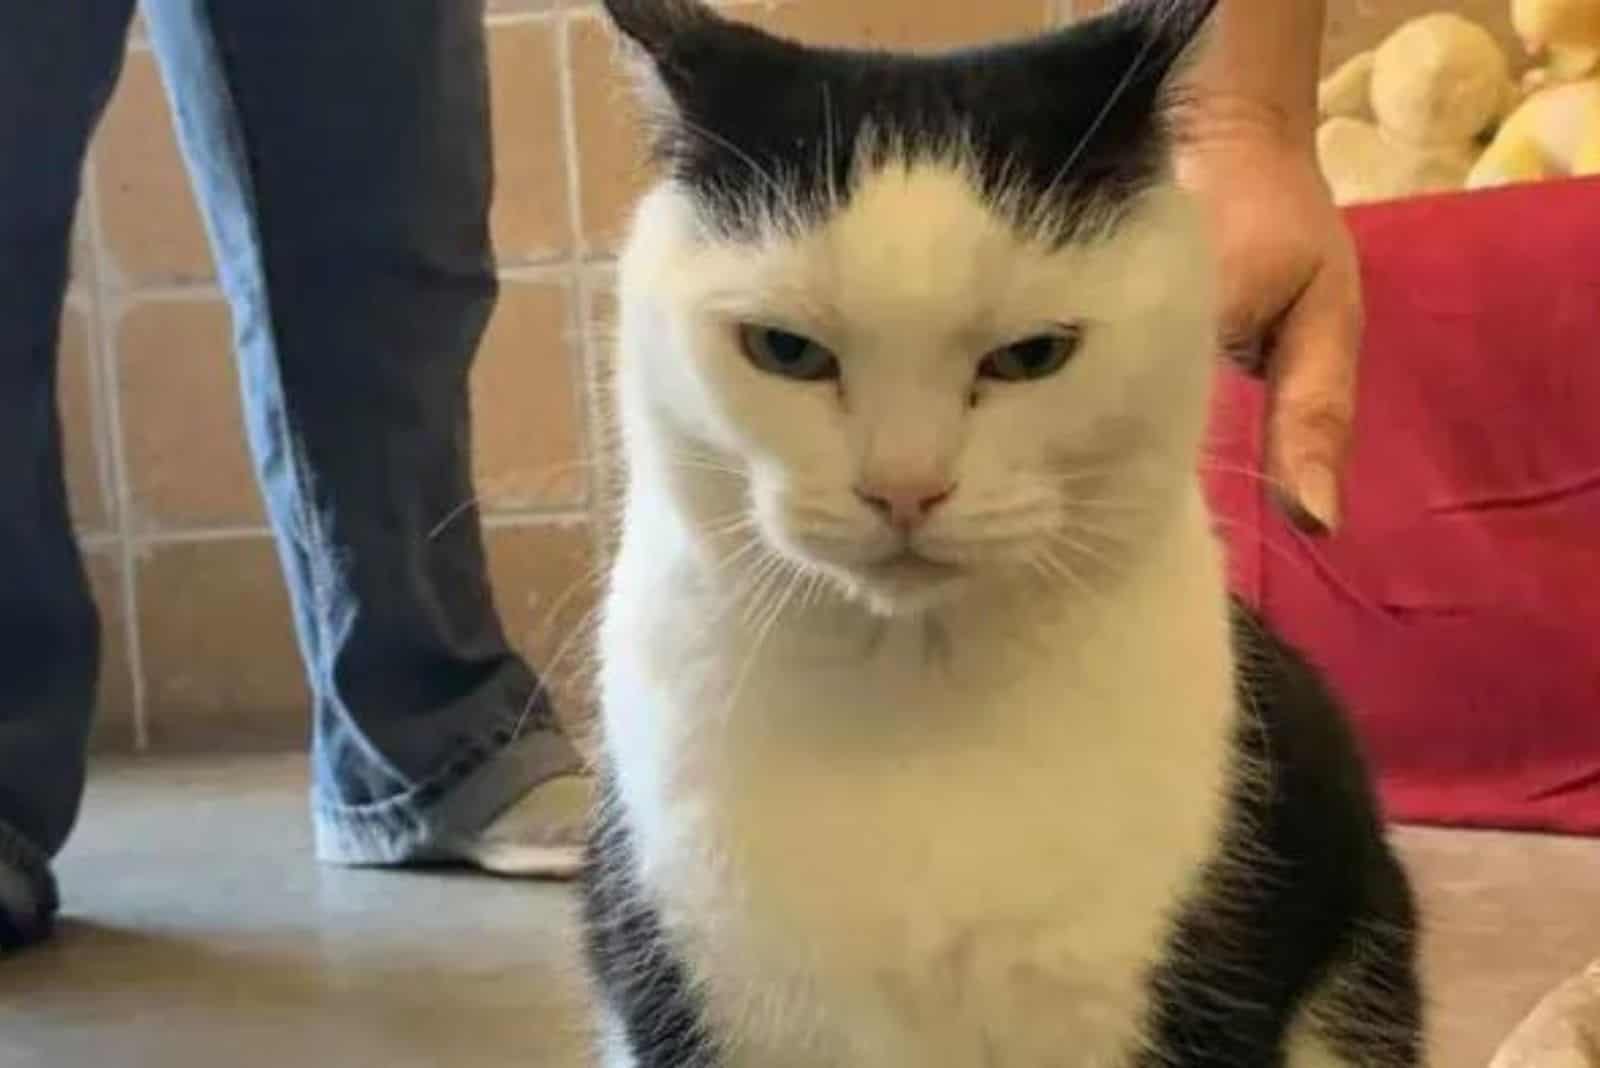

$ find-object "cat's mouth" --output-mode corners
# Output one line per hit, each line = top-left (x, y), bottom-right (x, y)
(842, 548), (969, 616)
(864, 549), (963, 583)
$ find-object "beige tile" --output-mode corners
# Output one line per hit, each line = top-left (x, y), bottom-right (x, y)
(568, 10), (654, 255)
(136, 537), (306, 751)
(59, 306), (108, 533)
(484, 521), (601, 741)
(488, 20), (574, 264)
(119, 299), (263, 532)
(769, 0), (1048, 48)
(95, 50), (212, 286)
(84, 548), (137, 753)
(473, 280), (587, 511)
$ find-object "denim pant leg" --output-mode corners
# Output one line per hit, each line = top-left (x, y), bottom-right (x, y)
(0, 0), (136, 906)
(141, 0), (582, 864)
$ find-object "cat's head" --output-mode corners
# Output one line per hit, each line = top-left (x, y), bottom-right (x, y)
(607, 0), (1221, 617)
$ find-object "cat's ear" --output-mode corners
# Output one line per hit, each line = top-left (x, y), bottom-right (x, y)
(1100, 0), (1221, 90)
(600, 0), (729, 111)
(601, 0), (717, 62)
(599, 0), (796, 180)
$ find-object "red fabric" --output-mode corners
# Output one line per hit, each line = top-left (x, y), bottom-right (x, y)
(1205, 177), (1600, 836)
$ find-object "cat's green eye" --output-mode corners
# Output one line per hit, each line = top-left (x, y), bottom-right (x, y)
(979, 329), (1082, 383)
(738, 324), (840, 382)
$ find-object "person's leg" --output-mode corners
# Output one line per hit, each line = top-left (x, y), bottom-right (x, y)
(0, 0), (137, 949)
(140, 0), (587, 873)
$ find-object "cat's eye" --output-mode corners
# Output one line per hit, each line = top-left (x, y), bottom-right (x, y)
(979, 329), (1082, 383)
(738, 324), (840, 382)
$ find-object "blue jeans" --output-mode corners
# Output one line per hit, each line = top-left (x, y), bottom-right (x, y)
(0, 0), (581, 890)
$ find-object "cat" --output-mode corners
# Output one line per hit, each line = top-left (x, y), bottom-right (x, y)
(580, 1), (1424, 1065)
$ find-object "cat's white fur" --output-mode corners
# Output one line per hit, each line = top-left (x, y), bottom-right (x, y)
(597, 158), (1271, 1066)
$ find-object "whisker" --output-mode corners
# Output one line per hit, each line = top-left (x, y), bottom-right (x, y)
(428, 498), (482, 542)
(1028, 13), (1167, 237)
(1198, 460), (1288, 495)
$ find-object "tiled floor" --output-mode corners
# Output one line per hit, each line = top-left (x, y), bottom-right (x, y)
(2, 756), (1598, 1067)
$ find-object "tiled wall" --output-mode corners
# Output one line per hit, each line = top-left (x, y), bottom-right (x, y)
(68, 0), (1504, 753)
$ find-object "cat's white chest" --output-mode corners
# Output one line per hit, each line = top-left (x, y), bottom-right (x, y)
(604, 572), (1237, 1068)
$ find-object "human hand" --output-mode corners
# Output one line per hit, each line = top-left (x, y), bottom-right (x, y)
(1176, 101), (1363, 533)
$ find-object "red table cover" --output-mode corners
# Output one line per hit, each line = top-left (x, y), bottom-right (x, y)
(1206, 177), (1600, 836)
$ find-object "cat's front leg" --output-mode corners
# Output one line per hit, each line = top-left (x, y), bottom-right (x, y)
(598, 1010), (639, 1068)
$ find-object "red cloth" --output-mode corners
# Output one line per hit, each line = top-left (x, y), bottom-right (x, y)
(1205, 177), (1600, 836)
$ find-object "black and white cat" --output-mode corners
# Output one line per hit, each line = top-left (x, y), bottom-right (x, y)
(581, 1), (1424, 1065)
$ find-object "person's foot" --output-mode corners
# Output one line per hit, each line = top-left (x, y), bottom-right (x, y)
(0, 826), (58, 953)
(429, 772), (594, 880)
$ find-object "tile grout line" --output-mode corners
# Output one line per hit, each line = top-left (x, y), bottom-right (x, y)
(576, 262), (620, 559)
(554, 9), (607, 566)
(496, 261), (576, 284)
(126, 508), (593, 547)
(124, 259), (576, 301)
(81, 147), (151, 752)
(62, 281), (117, 546)
(482, 509), (593, 530)
(486, 9), (559, 29)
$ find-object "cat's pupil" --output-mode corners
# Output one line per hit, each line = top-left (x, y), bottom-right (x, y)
(768, 330), (809, 364)
(1012, 337), (1058, 370)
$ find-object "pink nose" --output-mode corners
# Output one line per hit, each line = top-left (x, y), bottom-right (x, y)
(854, 479), (955, 529)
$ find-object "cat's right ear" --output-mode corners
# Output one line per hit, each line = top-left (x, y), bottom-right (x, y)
(601, 0), (733, 152)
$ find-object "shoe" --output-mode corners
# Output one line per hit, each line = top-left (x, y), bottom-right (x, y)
(0, 822), (58, 953)
(432, 772), (593, 880)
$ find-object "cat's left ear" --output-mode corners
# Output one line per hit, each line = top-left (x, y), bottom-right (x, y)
(1102, 0), (1221, 88)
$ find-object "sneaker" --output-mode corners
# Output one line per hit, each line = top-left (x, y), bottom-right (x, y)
(0, 821), (58, 953)
(433, 772), (593, 879)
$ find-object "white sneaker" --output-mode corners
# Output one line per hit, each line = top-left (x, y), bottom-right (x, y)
(441, 773), (593, 880)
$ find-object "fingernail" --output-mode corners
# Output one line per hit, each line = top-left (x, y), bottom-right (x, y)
(1294, 463), (1341, 534)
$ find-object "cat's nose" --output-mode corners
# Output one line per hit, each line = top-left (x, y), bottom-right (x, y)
(854, 478), (955, 530)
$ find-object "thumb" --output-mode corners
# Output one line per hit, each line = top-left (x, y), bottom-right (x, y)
(1213, 237), (1284, 374)
(1265, 260), (1361, 532)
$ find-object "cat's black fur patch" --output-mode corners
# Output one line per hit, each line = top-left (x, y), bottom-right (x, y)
(581, 777), (717, 1068)
(1137, 604), (1422, 1066)
(604, 0), (1219, 243)
(580, 602), (1423, 1067)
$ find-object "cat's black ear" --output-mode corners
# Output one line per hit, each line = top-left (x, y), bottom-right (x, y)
(601, 0), (717, 61)
(600, 0), (745, 130)
(1099, 0), (1221, 88)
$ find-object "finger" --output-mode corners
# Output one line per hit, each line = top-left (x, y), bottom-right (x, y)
(1265, 258), (1361, 533)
